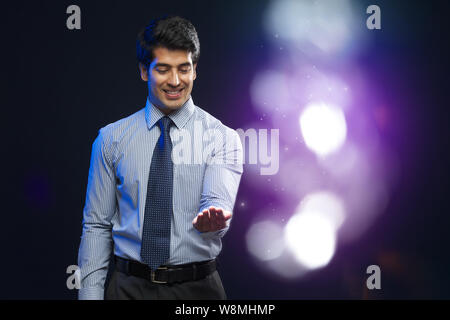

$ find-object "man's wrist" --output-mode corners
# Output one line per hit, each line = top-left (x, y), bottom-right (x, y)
(197, 225), (229, 240)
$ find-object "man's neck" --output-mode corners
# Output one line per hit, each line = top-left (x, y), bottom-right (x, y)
(156, 105), (173, 116)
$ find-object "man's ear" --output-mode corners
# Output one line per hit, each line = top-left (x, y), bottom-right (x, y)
(193, 63), (197, 81)
(139, 63), (149, 81)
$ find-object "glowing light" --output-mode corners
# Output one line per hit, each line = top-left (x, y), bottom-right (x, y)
(298, 191), (346, 231)
(250, 70), (293, 113)
(299, 102), (347, 157)
(246, 221), (285, 261)
(289, 65), (353, 110)
(264, 0), (364, 57)
(284, 213), (336, 269)
(318, 142), (360, 178)
(266, 250), (309, 279)
(277, 157), (327, 200)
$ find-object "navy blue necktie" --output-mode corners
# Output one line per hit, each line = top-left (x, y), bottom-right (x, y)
(141, 116), (173, 271)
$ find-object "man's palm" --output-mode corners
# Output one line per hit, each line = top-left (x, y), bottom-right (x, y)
(192, 206), (232, 232)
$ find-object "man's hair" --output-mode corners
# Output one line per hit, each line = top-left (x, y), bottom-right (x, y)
(136, 16), (200, 70)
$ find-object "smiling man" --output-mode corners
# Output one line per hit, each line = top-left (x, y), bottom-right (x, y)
(146, 47), (195, 112)
(77, 16), (243, 300)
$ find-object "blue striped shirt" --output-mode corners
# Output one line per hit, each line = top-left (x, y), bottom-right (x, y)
(77, 97), (243, 300)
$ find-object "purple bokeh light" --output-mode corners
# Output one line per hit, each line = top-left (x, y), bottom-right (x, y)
(236, 0), (402, 278)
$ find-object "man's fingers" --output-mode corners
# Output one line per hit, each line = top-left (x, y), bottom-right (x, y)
(193, 211), (207, 232)
(213, 208), (225, 226)
(209, 207), (222, 229)
(223, 210), (232, 221)
(214, 210), (223, 231)
(212, 208), (231, 221)
(194, 207), (233, 232)
(201, 209), (209, 231)
(210, 209), (218, 230)
(213, 208), (230, 229)
(207, 207), (218, 231)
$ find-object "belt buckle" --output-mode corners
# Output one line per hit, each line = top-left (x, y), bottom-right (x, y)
(151, 266), (168, 284)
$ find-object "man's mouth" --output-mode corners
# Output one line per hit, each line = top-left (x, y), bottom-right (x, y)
(163, 88), (184, 99)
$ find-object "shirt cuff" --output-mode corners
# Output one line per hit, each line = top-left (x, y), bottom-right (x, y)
(78, 286), (104, 300)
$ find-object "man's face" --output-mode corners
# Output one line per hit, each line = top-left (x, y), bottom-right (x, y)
(139, 47), (197, 114)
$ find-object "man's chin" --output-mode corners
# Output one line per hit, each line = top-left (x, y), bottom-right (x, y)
(164, 102), (184, 110)
(163, 97), (188, 109)
(150, 95), (189, 114)
(152, 101), (182, 115)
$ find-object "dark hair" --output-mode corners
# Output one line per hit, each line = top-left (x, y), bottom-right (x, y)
(136, 16), (200, 70)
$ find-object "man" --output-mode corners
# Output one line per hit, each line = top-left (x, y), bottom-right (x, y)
(77, 16), (243, 300)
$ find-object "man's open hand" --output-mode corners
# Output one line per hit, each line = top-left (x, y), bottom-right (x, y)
(192, 206), (232, 233)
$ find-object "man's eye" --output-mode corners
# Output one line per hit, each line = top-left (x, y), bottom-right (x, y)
(180, 68), (190, 73)
(156, 69), (168, 74)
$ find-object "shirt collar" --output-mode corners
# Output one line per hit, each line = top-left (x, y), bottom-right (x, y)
(145, 96), (195, 130)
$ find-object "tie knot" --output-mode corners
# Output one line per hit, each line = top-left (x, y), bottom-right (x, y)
(159, 116), (173, 133)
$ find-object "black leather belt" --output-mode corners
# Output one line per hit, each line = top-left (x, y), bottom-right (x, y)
(114, 255), (216, 284)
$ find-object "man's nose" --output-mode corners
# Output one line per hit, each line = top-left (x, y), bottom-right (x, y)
(168, 70), (180, 87)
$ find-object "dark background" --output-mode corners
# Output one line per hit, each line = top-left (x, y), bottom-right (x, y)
(2, 0), (450, 299)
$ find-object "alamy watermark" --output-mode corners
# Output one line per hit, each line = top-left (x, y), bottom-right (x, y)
(366, 5), (381, 30)
(67, 5), (382, 31)
(68, 263), (383, 291)
(236, 128), (279, 175)
(366, 264), (381, 290)
(168, 121), (279, 175)
(66, 5), (81, 30)
(66, 265), (81, 290)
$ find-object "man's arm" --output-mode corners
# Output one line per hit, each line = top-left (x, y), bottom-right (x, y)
(193, 128), (243, 240)
(77, 128), (117, 300)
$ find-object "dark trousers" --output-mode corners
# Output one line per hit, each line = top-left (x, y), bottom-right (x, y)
(105, 268), (227, 300)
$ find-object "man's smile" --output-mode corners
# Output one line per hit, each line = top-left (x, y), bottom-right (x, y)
(162, 88), (184, 99)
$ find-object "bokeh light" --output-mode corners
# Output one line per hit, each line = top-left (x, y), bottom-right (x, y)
(241, 0), (396, 282)
(246, 220), (285, 261)
(284, 213), (336, 269)
(297, 191), (346, 231)
(299, 102), (347, 157)
(264, 0), (365, 58)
